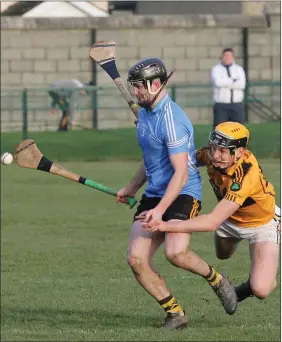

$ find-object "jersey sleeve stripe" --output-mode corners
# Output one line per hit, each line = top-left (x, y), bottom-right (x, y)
(168, 102), (177, 142)
(164, 102), (177, 143)
(234, 166), (243, 184)
(238, 165), (243, 182)
(225, 193), (236, 202)
(164, 105), (173, 142)
(167, 135), (188, 148)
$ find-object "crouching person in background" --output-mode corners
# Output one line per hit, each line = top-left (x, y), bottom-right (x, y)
(48, 79), (87, 131)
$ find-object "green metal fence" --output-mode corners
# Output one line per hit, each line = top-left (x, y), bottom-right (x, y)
(1, 81), (280, 139)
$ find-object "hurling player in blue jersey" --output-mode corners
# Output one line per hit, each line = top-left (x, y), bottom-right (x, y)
(117, 58), (237, 329)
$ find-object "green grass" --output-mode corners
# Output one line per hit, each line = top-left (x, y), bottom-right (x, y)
(1, 123), (280, 161)
(1, 159), (280, 341)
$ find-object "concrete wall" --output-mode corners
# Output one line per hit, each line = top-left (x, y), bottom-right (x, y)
(1, 5), (280, 130)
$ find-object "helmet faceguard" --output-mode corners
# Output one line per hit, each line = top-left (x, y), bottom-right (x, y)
(209, 130), (248, 153)
(127, 58), (168, 108)
(127, 80), (151, 108)
(208, 123), (250, 171)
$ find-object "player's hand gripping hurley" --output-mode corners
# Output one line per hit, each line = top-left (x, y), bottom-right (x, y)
(14, 139), (137, 209)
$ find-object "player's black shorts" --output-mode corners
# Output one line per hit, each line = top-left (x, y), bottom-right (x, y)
(133, 194), (201, 222)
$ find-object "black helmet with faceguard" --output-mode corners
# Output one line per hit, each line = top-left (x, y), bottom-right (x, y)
(128, 58), (167, 86)
(127, 58), (169, 109)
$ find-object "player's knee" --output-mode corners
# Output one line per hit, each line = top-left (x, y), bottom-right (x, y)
(215, 247), (233, 260)
(216, 251), (232, 260)
(165, 250), (188, 268)
(127, 254), (146, 274)
(252, 287), (270, 300)
(251, 282), (276, 300)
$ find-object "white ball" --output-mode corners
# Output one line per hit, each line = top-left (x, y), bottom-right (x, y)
(1, 152), (13, 165)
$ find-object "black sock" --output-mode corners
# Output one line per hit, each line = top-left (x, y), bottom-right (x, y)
(235, 278), (253, 302)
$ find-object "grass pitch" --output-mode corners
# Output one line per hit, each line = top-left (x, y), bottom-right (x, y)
(1, 159), (280, 341)
(1, 123), (280, 162)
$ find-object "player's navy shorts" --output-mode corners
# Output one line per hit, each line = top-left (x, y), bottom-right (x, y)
(133, 194), (201, 222)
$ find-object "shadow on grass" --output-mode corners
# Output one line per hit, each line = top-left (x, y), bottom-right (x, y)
(1, 306), (221, 330)
(2, 306), (162, 329)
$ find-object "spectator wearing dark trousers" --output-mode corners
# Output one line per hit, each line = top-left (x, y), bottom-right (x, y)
(210, 48), (246, 129)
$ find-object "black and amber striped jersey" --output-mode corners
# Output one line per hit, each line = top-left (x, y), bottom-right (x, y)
(196, 147), (275, 228)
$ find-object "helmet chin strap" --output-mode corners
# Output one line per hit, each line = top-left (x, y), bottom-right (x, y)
(145, 71), (175, 109)
(137, 82), (162, 109)
(212, 160), (231, 164)
(233, 148), (240, 161)
(208, 148), (231, 167)
(211, 159), (231, 174)
(211, 150), (240, 173)
(209, 151), (233, 171)
(147, 80), (159, 96)
(137, 80), (159, 109)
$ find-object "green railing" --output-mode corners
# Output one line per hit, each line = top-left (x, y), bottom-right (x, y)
(1, 81), (280, 139)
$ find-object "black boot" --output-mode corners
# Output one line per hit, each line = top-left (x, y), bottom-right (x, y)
(235, 279), (253, 302)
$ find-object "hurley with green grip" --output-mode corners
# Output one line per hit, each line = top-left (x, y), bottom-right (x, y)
(80, 178), (137, 209)
(14, 139), (138, 209)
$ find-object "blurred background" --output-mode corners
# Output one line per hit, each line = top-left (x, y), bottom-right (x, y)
(1, 0), (280, 134)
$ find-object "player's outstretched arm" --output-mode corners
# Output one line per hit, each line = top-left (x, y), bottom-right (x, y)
(142, 199), (240, 233)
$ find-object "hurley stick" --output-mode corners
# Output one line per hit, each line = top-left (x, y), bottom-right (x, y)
(14, 139), (137, 209)
(89, 40), (139, 119)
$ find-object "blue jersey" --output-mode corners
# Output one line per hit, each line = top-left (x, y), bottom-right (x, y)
(137, 94), (202, 200)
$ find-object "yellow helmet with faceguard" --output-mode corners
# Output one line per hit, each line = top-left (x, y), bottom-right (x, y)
(209, 122), (250, 154)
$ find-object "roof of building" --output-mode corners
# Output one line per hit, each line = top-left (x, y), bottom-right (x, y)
(1, 1), (109, 17)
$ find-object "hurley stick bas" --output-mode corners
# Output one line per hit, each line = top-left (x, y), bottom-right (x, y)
(89, 40), (139, 119)
(14, 139), (138, 209)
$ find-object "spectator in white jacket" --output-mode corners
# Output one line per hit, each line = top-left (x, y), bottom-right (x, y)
(210, 48), (246, 129)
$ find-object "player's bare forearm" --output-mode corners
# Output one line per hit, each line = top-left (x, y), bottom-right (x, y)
(156, 169), (187, 214)
(163, 214), (217, 233)
(160, 199), (240, 233)
(127, 161), (147, 193)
